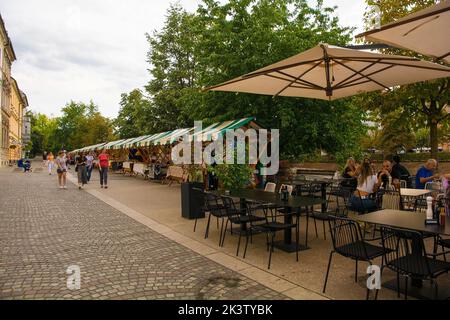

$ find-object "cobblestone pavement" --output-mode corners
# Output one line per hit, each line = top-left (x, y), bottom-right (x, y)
(0, 169), (287, 300)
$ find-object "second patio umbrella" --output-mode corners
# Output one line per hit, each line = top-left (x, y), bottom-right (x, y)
(357, 0), (450, 64)
(206, 43), (450, 100)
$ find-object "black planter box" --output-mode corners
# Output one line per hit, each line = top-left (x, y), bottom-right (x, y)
(181, 182), (205, 220)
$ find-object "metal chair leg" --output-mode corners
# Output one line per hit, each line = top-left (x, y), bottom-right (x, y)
(323, 251), (334, 293)
(204, 213), (212, 239)
(355, 259), (358, 283)
(236, 232), (242, 256)
(404, 276), (408, 300)
(243, 232), (250, 259)
(313, 216), (318, 238)
(323, 220), (327, 240)
(220, 219), (229, 247)
(296, 219), (299, 262)
(193, 218), (197, 232)
(218, 218), (225, 247)
(268, 233), (275, 269)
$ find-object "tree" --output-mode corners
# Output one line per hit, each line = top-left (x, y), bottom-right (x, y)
(144, 5), (198, 131)
(29, 112), (58, 157)
(142, 0), (368, 162)
(114, 89), (152, 138)
(363, 0), (450, 159)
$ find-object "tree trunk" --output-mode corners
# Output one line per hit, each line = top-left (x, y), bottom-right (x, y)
(429, 116), (438, 160)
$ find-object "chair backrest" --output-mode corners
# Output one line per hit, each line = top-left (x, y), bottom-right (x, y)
(425, 181), (442, 192)
(413, 198), (428, 213)
(400, 180), (407, 188)
(204, 192), (222, 212)
(380, 226), (431, 277)
(221, 196), (239, 217)
(246, 201), (268, 225)
(328, 216), (367, 258)
(381, 189), (402, 210)
(279, 184), (293, 195)
(264, 182), (276, 193)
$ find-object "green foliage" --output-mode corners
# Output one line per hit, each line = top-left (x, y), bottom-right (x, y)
(208, 163), (254, 190)
(29, 101), (115, 156)
(362, 0), (450, 158)
(114, 89), (152, 138)
(114, 0), (368, 161)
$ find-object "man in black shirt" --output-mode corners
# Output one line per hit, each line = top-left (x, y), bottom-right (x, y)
(392, 155), (411, 187)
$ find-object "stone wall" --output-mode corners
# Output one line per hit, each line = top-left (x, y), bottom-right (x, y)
(280, 161), (450, 177)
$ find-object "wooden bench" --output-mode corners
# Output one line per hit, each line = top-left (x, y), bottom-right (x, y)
(122, 161), (133, 176)
(295, 168), (335, 180)
(165, 166), (187, 186)
(133, 162), (147, 178)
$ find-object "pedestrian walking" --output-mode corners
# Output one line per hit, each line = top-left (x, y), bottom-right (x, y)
(42, 151), (47, 167)
(47, 152), (54, 175)
(75, 153), (88, 189)
(55, 151), (68, 189)
(85, 152), (94, 182)
(98, 149), (109, 189)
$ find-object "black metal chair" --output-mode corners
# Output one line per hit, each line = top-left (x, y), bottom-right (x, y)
(379, 226), (450, 300)
(220, 196), (265, 251)
(310, 185), (351, 240)
(323, 216), (386, 300)
(242, 201), (299, 269)
(202, 192), (228, 244)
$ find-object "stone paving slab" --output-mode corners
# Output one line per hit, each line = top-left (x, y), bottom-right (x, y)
(0, 170), (288, 300)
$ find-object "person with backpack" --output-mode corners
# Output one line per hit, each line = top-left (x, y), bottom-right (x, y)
(98, 149), (109, 189)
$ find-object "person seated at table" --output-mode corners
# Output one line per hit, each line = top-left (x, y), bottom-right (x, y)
(377, 160), (396, 189)
(341, 157), (359, 190)
(415, 159), (439, 189)
(350, 162), (383, 214)
(392, 155), (411, 187)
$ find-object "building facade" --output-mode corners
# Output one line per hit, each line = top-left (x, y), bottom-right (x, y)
(9, 77), (28, 161)
(1, 14), (17, 166)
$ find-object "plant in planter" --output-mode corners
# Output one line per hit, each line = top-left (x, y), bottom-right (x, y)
(208, 163), (253, 191)
(186, 164), (204, 183)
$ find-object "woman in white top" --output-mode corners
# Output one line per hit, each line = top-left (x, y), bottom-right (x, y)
(350, 161), (383, 213)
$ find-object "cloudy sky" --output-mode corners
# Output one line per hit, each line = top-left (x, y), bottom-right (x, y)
(0, 0), (366, 119)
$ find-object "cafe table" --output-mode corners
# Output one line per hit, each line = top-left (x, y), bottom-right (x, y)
(215, 189), (325, 252)
(399, 188), (433, 210)
(285, 178), (337, 213)
(354, 209), (450, 299)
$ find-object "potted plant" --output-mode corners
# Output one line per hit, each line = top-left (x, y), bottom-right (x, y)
(181, 165), (205, 220)
(208, 163), (254, 193)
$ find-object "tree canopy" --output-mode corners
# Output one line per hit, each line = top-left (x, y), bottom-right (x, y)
(116, 0), (369, 161)
(29, 101), (115, 157)
(362, 0), (450, 159)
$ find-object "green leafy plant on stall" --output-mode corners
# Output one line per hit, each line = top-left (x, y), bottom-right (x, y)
(186, 164), (204, 183)
(208, 163), (253, 191)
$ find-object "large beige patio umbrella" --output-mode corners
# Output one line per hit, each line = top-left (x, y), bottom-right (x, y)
(357, 1), (450, 64)
(206, 43), (450, 100)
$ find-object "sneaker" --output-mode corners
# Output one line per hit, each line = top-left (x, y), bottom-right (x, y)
(63, 186), (67, 189)
(101, 185), (103, 188)
(104, 186), (108, 189)
(59, 186), (63, 189)
(79, 186), (81, 190)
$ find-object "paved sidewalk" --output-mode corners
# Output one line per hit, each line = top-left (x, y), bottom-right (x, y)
(0, 169), (287, 300)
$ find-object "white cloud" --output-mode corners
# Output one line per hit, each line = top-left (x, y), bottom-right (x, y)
(1, 0), (365, 119)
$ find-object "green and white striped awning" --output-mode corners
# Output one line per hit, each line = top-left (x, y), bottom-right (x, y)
(112, 137), (136, 150)
(83, 142), (106, 152)
(122, 135), (151, 149)
(102, 139), (126, 150)
(189, 117), (257, 142)
(153, 128), (192, 145)
(70, 117), (261, 153)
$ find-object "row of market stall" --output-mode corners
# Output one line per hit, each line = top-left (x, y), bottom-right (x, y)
(70, 117), (263, 166)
